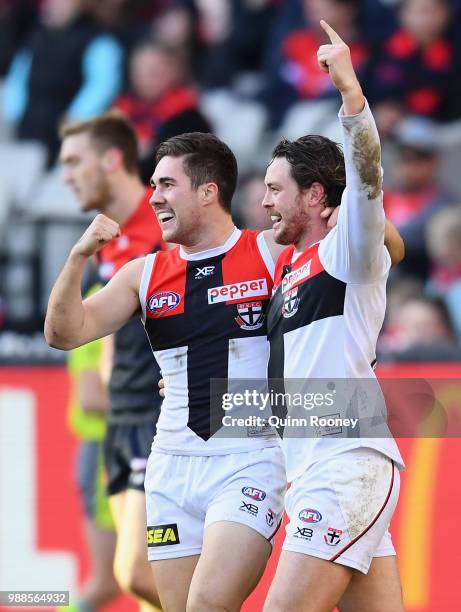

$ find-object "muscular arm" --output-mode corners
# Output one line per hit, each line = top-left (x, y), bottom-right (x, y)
(45, 256), (143, 350)
(44, 214), (144, 350)
(317, 21), (388, 282)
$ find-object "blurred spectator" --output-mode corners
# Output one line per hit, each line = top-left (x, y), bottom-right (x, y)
(379, 295), (461, 361)
(0, 0), (37, 77)
(171, 0), (277, 89)
(379, 275), (424, 352)
(234, 171), (272, 231)
(86, 0), (149, 74)
(114, 40), (211, 182)
(365, 0), (461, 136)
(3, 0), (123, 164)
(426, 206), (461, 338)
(384, 116), (453, 279)
(151, 3), (195, 52)
(261, 0), (370, 127)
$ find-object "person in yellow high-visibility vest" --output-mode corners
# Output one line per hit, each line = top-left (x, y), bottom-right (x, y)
(66, 284), (120, 612)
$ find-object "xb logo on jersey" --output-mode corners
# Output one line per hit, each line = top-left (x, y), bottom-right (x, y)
(235, 301), (265, 330)
(195, 266), (215, 279)
(282, 287), (300, 318)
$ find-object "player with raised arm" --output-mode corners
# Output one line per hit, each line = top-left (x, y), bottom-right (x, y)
(262, 21), (405, 612)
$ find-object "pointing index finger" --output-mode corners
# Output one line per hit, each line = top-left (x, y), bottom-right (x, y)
(320, 19), (343, 44)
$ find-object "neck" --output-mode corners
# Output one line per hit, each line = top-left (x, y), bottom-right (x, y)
(101, 174), (146, 226)
(294, 223), (329, 253)
(182, 209), (235, 254)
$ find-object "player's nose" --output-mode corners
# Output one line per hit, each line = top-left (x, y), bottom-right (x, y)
(261, 190), (273, 209)
(150, 188), (165, 206)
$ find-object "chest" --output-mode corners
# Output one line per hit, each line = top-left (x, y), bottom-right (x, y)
(268, 259), (346, 338)
(145, 255), (272, 350)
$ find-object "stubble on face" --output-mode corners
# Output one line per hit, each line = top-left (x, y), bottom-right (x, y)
(274, 192), (313, 247)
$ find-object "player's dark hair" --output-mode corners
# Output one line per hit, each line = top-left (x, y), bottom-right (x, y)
(59, 110), (139, 174)
(271, 136), (346, 207)
(155, 132), (237, 212)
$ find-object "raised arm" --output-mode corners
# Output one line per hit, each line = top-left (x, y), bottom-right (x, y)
(44, 214), (143, 350)
(317, 20), (387, 283)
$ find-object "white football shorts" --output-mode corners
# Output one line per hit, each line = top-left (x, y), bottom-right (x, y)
(283, 447), (400, 573)
(145, 445), (287, 561)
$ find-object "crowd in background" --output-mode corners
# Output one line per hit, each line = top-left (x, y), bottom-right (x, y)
(1, 0), (461, 364)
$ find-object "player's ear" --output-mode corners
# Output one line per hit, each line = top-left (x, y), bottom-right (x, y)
(307, 182), (326, 207)
(102, 147), (123, 173)
(200, 182), (219, 205)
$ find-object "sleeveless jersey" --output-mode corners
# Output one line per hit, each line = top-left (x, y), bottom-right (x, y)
(140, 228), (279, 454)
(97, 188), (166, 423)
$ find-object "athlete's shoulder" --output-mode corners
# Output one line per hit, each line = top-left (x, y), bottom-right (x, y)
(235, 228), (259, 245)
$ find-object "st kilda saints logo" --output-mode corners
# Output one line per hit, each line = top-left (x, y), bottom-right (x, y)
(282, 287), (300, 318)
(235, 301), (265, 331)
(324, 527), (342, 546)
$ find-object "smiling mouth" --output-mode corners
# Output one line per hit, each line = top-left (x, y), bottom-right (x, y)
(157, 210), (175, 225)
(270, 213), (282, 229)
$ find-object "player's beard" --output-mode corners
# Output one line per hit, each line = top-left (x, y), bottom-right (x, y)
(274, 194), (311, 247)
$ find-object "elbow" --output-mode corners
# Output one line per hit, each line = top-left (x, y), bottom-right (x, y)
(44, 323), (76, 351)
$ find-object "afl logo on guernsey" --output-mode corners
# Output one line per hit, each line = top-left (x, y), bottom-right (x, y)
(242, 486), (266, 501)
(147, 291), (181, 316)
(299, 508), (322, 523)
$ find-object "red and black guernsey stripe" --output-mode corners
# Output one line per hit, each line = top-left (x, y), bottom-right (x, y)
(144, 230), (273, 441)
(267, 243), (346, 381)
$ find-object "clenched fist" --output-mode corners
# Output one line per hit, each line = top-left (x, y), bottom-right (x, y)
(73, 214), (121, 258)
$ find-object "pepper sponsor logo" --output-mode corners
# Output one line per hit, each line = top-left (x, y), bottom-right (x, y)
(147, 524), (180, 546)
(208, 279), (268, 304)
(282, 260), (312, 294)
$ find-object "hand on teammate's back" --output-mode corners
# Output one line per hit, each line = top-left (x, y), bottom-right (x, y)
(73, 214), (121, 258)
